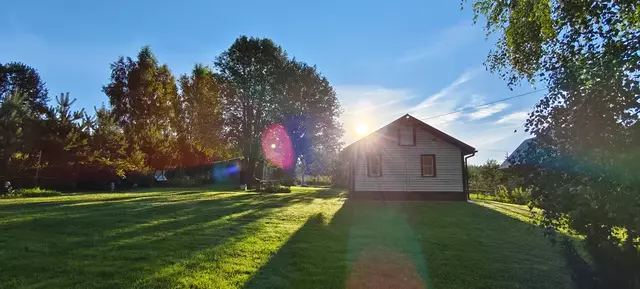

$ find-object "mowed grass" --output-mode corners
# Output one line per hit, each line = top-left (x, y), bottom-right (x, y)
(0, 187), (571, 289)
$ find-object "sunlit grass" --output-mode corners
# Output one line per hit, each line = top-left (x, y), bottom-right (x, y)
(0, 187), (571, 288)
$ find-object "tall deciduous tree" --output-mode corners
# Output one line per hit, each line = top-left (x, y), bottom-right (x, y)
(0, 62), (49, 114)
(279, 61), (343, 176)
(215, 36), (290, 187)
(88, 105), (146, 177)
(178, 64), (228, 164)
(215, 36), (342, 188)
(468, 0), (640, 287)
(0, 62), (49, 180)
(0, 93), (30, 178)
(103, 46), (180, 169)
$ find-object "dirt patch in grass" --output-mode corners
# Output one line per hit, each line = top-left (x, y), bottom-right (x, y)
(347, 247), (425, 289)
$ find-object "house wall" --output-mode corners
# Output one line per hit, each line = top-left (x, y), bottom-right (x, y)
(353, 124), (464, 194)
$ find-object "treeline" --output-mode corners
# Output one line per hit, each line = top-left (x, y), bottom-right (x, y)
(0, 36), (342, 191)
(468, 159), (530, 205)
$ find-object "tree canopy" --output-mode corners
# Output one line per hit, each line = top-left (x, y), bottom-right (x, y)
(468, 0), (640, 287)
(215, 36), (342, 188)
(1, 36), (343, 191)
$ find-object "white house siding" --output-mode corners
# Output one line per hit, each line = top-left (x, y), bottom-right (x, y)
(353, 127), (463, 192)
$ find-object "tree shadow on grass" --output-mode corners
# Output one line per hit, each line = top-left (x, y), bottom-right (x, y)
(402, 202), (572, 289)
(245, 200), (572, 289)
(243, 205), (352, 289)
(244, 201), (431, 289)
(0, 189), (329, 289)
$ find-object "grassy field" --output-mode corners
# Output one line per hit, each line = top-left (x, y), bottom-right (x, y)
(0, 187), (571, 288)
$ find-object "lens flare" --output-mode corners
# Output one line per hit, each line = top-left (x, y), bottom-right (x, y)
(262, 124), (294, 169)
(356, 123), (369, 136)
(211, 162), (240, 182)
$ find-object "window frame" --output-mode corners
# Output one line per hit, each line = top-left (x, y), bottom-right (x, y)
(420, 154), (436, 177)
(367, 155), (382, 177)
(397, 126), (416, 146)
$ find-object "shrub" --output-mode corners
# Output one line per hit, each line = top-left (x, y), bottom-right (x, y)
(259, 180), (291, 194)
(494, 185), (531, 205)
(123, 172), (155, 188)
(167, 175), (197, 187)
(305, 175), (332, 187)
(15, 187), (62, 198)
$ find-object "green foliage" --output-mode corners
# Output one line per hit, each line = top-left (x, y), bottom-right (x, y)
(1, 186), (63, 198)
(103, 46), (180, 170)
(38, 93), (91, 188)
(304, 175), (331, 187)
(0, 62), (49, 114)
(468, 159), (508, 194)
(177, 64), (227, 163)
(468, 0), (640, 287)
(166, 175), (197, 187)
(215, 36), (342, 189)
(2, 38), (340, 196)
(330, 153), (350, 188)
(258, 180), (291, 194)
(15, 187), (62, 198)
(494, 185), (531, 205)
(0, 93), (31, 178)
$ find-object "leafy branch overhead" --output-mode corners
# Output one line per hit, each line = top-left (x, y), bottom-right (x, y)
(468, 0), (640, 288)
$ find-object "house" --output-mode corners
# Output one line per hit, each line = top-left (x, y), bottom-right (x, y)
(341, 114), (476, 201)
(499, 138), (535, 169)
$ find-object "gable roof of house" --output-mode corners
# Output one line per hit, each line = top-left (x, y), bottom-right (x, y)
(342, 114), (476, 155)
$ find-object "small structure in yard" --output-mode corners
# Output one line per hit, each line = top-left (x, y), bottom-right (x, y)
(341, 114), (476, 201)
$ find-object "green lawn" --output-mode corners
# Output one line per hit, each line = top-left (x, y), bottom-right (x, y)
(0, 187), (571, 289)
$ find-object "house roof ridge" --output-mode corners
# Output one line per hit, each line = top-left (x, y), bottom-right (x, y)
(342, 113), (476, 155)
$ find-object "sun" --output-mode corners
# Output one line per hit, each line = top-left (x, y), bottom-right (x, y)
(355, 123), (369, 136)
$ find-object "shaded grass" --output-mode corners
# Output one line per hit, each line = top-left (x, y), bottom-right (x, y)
(0, 187), (571, 288)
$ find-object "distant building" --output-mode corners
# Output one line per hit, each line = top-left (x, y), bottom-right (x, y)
(500, 138), (535, 169)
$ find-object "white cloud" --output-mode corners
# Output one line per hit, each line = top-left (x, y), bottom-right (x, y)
(466, 94), (486, 107)
(427, 111), (463, 128)
(341, 87), (416, 116)
(411, 70), (475, 111)
(467, 103), (510, 120)
(496, 111), (530, 125)
(397, 21), (477, 64)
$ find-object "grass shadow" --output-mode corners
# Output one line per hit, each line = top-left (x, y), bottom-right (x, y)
(244, 201), (431, 289)
(245, 200), (572, 289)
(0, 189), (312, 288)
(243, 204), (352, 289)
(404, 202), (572, 289)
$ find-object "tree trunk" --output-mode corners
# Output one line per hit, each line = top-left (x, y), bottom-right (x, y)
(245, 158), (257, 190)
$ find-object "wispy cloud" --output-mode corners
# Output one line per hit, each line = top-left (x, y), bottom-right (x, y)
(341, 87), (417, 116)
(411, 70), (475, 111)
(466, 94), (486, 108)
(467, 103), (510, 120)
(496, 111), (530, 125)
(427, 111), (463, 128)
(397, 21), (476, 64)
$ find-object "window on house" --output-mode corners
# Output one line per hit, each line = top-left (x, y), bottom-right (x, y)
(367, 155), (381, 177)
(398, 126), (415, 145)
(421, 154), (435, 177)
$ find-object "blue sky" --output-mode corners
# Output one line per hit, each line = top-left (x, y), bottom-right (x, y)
(1, 0), (543, 165)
